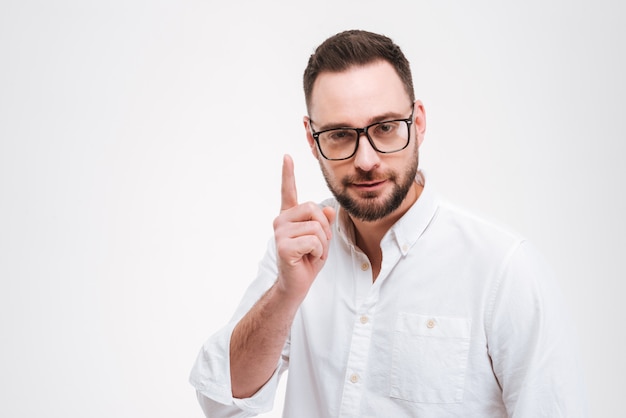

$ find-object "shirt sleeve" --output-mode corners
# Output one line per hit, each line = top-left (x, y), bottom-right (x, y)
(189, 238), (289, 417)
(486, 240), (589, 417)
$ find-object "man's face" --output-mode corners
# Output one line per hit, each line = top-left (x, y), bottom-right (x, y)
(305, 60), (426, 222)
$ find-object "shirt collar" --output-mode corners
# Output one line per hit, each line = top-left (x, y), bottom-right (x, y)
(389, 171), (438, 255)
(333, 170), (439, 255)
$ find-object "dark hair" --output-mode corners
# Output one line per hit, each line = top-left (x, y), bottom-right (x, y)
(303, 30), (415, 111)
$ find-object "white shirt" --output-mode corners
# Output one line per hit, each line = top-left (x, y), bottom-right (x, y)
(190, 176), (588, 417)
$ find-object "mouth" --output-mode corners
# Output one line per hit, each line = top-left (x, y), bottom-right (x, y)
(351, 179), (387, 192)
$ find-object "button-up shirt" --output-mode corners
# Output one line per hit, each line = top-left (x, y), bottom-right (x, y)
(190, 175), (588, 417)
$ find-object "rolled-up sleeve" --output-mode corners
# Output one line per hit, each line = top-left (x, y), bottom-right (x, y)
(189, 238), (288, 417)
(190, 322), (289, 417)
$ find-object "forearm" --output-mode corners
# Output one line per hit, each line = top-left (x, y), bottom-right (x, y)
(228, 155), (335, 399)
(229, 281), (302, 399)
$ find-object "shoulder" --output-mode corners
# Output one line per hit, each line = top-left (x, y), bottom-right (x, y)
(430, 199), (526, 252)
(320, 197), (339, 211)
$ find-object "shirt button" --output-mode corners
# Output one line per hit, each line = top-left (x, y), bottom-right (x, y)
(350, 373), (359, 383)
(360, 315), (369, 324)
(402, 244), (409, 252)
(361, 262), (369, 271)
(426, 319), (436, 329)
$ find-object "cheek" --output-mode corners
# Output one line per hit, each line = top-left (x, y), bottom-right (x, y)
(319, 160), (333, 178)
(310, 142), (319, 159)
(320, 161), (343, 183)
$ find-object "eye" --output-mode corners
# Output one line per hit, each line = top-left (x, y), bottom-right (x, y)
(326, 129), (356, 142)
(372, 121), (400, 136)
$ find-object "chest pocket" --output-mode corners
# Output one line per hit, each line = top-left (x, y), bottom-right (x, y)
(390, 312), (471, 404)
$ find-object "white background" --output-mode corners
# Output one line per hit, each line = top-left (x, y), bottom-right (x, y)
(1, 1), (624, 417)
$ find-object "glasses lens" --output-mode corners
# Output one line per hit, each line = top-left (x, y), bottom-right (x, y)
(367, 121), (409, 152)
(318, 129), (359, 160)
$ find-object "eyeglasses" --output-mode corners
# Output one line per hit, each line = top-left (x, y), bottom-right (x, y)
(309, 104), (414, 161)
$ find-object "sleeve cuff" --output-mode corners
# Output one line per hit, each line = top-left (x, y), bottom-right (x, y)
(189, 322), (288, 415)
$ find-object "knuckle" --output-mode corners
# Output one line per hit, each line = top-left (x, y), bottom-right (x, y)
(303, 201), (319, 213)
(275, 239), (291, 256)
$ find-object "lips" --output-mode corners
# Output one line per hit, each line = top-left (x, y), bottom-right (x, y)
(352, 179), (387, 190)
(342, 171), (392, 192)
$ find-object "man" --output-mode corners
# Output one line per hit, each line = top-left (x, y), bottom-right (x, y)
(190, 30), (588, 417)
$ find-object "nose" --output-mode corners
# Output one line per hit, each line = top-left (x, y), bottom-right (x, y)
(353, 133), (380, 172)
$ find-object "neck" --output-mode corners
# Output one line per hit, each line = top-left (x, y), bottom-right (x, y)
(350, 181), (423, 280)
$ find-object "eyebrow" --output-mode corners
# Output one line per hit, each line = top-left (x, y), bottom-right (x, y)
(311, 109), (410, 131)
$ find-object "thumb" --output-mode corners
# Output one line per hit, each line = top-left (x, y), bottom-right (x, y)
(322, 206), (336, 228)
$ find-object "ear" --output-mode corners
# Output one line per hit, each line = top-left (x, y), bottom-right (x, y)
(303, 116), (320, 159)
(413, 100), (427, 147)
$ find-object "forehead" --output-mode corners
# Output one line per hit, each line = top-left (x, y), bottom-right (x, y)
(309, 60), (410, 124)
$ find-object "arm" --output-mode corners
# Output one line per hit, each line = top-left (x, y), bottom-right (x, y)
(488, 241), (588, 417)
(230, 155), (336, 398)
(189, 243), (289, 418)
(229, 282), (300, 398)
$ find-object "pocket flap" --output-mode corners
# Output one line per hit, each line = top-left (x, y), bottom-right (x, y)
(395, 312), (471, 339)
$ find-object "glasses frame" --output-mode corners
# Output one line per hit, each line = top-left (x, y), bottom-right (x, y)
(309, 104), (415, 161)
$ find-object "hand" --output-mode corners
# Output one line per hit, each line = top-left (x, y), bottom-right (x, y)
(273, 154), (336, 300)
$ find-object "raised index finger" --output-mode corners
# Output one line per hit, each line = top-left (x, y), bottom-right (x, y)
(281, 154), (298, 212)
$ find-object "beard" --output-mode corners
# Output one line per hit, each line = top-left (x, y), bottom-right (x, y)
(320, 147), (419, 222)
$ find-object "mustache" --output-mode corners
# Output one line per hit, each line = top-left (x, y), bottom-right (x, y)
(341, 169), (396, 186)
